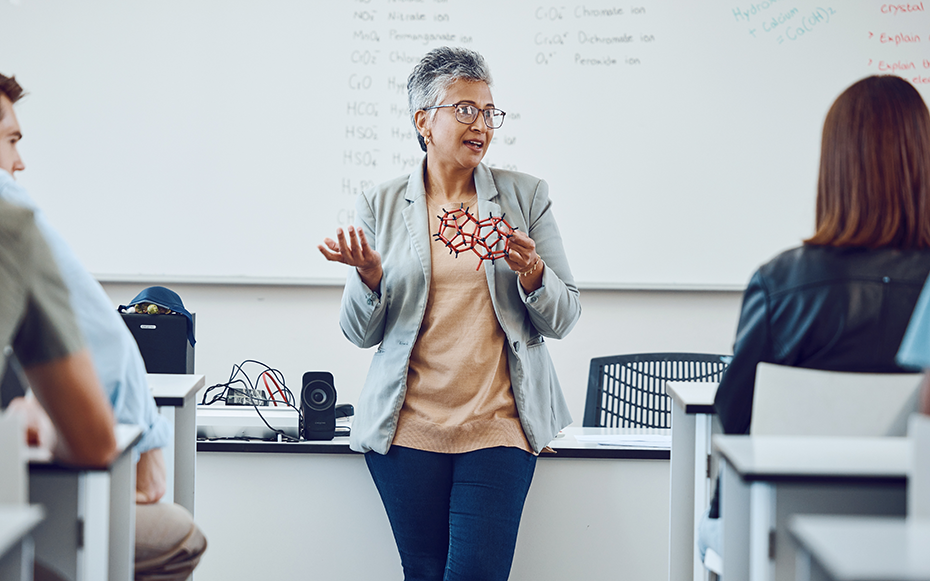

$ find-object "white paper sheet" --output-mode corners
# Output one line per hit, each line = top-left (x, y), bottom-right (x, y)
(574, 434), (672, 448)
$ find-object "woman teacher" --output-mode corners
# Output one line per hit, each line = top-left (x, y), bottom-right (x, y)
(319, 46), (581, 580)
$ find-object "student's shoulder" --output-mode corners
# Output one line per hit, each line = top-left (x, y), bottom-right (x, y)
(0, 200), (54, 302)
(0, 198), (38, 246)
(754, 245), (844, 294)
(757, 245), (930, 296)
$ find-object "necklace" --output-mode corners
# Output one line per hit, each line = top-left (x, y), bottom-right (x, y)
(424, 169), (478, 210)
(426, 189), (478, 211)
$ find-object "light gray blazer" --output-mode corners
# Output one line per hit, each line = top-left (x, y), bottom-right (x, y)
(342, 158), (581, 454)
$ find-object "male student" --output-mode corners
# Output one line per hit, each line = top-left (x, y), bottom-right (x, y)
(0, 197), (117, 468)
(1, 73), (206, 581)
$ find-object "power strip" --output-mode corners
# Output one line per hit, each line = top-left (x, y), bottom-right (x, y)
(226, 387), (270, 406)
(197, 406), (299, 439)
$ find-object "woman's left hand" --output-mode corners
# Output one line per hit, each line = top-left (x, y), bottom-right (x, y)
(505, 230), (544, 292)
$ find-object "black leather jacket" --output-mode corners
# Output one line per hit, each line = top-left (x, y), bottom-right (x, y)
(714, 244), (930, 435)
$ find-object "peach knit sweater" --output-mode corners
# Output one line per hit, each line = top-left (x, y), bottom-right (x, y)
(392, 199), (531, 454)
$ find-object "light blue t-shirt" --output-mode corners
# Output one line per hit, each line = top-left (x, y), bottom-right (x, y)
(0, 169), (170, 456)
(898, 273), (930, 370)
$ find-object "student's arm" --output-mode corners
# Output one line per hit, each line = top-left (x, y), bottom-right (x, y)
(2, 202), (117, 467)
(135, 448), (167, 504)
(714, 270), (773, 435)
(24, 349), (117, 468)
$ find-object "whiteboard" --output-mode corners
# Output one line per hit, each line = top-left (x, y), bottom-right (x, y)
(2, 0), (927, 289)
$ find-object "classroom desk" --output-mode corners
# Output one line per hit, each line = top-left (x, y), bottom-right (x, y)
(789, 515), (930, 581)
(194, 426), (672, 581)
(149, 373), (205, 514)
(0, 504), (44, 581)
(666, 381), (719, 581)
(29, 424), (142, 581)
(715, 435), (910, 581)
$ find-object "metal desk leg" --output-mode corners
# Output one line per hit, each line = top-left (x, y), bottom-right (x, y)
(669, 402), (697, 581)
(720, 458), (751, 581)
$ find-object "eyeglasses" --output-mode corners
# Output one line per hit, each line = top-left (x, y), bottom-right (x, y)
(422, 102), (506, 129)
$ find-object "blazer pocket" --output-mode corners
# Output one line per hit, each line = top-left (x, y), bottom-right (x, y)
(527, 335), (545, 348)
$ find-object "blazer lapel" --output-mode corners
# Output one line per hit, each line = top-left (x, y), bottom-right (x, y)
(403, 158), (432, 286)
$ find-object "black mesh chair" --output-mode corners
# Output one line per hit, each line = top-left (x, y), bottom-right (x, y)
(583, 353), (731, 428)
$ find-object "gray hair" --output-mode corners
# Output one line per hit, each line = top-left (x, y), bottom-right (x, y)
(407, 47), (493, 152)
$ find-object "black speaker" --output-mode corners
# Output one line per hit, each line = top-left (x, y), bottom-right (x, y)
(121, 313), (195, 374)
(301, 371), (336, 440)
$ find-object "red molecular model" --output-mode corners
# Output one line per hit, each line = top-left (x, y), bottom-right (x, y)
(433, 204), (516, 270)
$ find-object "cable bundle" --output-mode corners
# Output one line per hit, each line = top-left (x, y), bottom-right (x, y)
(200, 359), (302, 442)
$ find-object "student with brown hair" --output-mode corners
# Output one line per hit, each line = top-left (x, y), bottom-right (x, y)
(699, 74), (930, 562)
(714, 75), (930, 435)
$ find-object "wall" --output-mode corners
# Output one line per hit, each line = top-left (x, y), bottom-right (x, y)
(102, 282), (743, 417)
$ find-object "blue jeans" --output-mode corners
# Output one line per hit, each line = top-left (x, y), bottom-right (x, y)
(365, 445), (537, 581)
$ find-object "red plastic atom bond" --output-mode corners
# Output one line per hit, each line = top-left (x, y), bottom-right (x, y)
(433, 205), (517, 270)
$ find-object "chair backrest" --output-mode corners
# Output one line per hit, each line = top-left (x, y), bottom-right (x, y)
(584, 353), (731, 428)
(909, 413), (930, 519)
(0, 353), (28, 504)
(0, 412), (27, 504)
(750, 362), (921, 436)
(1, 353), (28, 409)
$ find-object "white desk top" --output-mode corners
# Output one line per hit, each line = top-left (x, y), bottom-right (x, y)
(148, 374), (205, 406)
(552, 426), (671, 451)
(713, 435), (911, 482)
(0, 504), (44, 557)
(197, 425), (672, 459)
(666, 381), (719, 414)
(115, 423), (144, 452)
(790, 515), (930, 580)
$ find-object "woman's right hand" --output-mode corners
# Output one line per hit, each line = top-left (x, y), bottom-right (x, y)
(318, 226), (383, 291)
